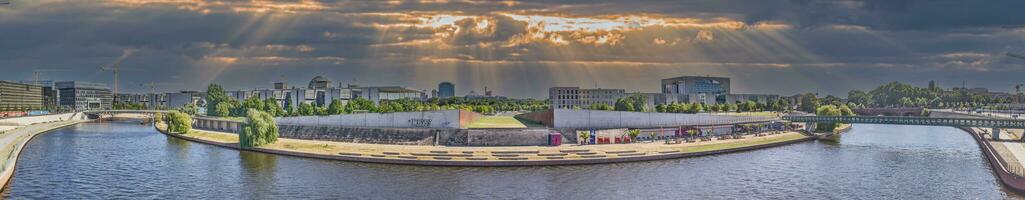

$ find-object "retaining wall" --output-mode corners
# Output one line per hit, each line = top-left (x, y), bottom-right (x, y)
(276, 124), (553, 146)
(552, 109), (776, 129)
(192, 117), (244, 133)
(275, 110), (476, 129)
(0, 113), (84, 127)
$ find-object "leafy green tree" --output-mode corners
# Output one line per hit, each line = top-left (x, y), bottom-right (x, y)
(263, 99), (283, 117)
(627, 129), (641, 141)
(328, 99), (345, 115)
(166, 111), (192, 134)
(205, 84), (230, 116)
(283, 98), (294, 116)
(298, 102), (314, 116)
(799, 93), (820, 113)
(815, 105), (843, 132)
(215, 102), (233, 117)
(239, 109), (278, 148)
(178, 103), (198, 115)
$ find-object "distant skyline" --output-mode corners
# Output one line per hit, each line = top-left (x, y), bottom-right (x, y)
(1, 0), (1024, 98)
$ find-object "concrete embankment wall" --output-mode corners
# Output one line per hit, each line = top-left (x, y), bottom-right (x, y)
(276, 124), (553, 146)
(959, 127), (1025, 193)
(0, 114), (85, 191)
(275, 110), (478, 129)
(192, 117), (244, 134)
(552, 109), (776, 129)
(0, 113), (84, 127)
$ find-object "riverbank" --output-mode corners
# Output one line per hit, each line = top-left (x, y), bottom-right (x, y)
(0, 120), (87, 191)
(155, 122), (812, 166)
(963, 126), (1025, 194)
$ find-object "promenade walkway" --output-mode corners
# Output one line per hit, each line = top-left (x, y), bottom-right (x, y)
(158, 123), (810, 166)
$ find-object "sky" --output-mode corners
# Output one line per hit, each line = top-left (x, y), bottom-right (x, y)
(1, 0), (1024, 99)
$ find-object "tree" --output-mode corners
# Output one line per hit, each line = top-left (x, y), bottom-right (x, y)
(799, 93), (820, 113)
(578, 131), (591, 145)
(589, 103), (613, 111)
(205, 84), (230, 116)
(165, 111), (192, 134)
(283, 98), (294, 116)
(215, 102), (233, 117)
(263, 98), (283, 117)
(626, 129), (640, 142)
(328, 99), (345, 115)
(239, 109), (279, 148)
(178, 103), (198, 115)
(815, 105), (842, 132)
(298, 102), (314, 116)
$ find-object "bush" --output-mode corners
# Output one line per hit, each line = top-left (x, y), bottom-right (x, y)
(240, 109), (278, 148)
(166, 111), (192, 134)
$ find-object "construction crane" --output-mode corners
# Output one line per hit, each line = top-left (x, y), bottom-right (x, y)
(31, 68), (76, 86)
(1009, 52), (1025, 61)
(100, 50), (136, 96)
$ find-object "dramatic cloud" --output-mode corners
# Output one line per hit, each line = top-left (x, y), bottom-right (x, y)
(0, 0), (1023, 98)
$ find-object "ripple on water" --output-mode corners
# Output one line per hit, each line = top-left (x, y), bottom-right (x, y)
(1, 123), (1021, 199)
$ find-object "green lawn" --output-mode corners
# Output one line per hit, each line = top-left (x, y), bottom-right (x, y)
(467, 116), (528, 129)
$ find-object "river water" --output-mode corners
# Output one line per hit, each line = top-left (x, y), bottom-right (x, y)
(2, 122), (1020, 199)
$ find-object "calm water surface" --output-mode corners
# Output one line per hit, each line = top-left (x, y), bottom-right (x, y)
(3, 122), (1021, 199)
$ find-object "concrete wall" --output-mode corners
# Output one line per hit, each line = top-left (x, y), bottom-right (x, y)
(192, 117), (244, 133)
(464, 129), (552, 146)
(277, 125), (454, 145)
(552, 109), (776, 129)
(276, 124), (553, 146)
(275, 110), (471, 129)
(515, 109), (554, 127)
(0, 113), (84, 126)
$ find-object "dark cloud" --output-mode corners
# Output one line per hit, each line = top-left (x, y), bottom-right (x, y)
(0, 0), (1023, 98)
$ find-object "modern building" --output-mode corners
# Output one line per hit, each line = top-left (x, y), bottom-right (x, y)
(660, 76), (730, 105)
(356, 86), (426, 104)
(549, 87), (627, 109)
(438, 82), (455, 98)
(55, 81), (112, 111)
(167, 91), (204, 108)
(21, 80), (60, 111)
(0, 81), (44, 111)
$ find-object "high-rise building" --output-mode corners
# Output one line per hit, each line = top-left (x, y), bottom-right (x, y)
(56, 81), (112, 111)
(0, 81), (44, 111)
(438, 82), (455, 98)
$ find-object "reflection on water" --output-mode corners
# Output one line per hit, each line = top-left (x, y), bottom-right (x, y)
(3, 122), (1021, 199)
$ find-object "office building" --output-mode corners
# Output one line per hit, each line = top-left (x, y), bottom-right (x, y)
(549, 87), (627, 109)
(0, 81), (44, 111)
(438, 82), (455, 98)
(56, 81), (112, 111)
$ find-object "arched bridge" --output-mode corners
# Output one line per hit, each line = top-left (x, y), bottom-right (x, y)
(783, 115), (1025, 129)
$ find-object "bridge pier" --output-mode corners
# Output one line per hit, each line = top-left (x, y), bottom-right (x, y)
(994, 128), (1002, 140)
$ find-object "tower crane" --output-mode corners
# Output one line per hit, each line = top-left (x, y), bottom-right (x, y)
(101, 50), (136, 97)
(1009, 52), (1025, 61)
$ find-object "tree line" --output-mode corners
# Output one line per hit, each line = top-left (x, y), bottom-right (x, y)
(204, 84), (550, 118)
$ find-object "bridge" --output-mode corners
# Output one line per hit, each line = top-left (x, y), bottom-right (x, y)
(783, 115), (1025, 140)
(783, 115), (1025, 129)
(82, 110), (170, 119)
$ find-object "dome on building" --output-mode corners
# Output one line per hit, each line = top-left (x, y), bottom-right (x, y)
(308, 76), (333, 89)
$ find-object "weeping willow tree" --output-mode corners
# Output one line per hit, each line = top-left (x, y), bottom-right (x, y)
(240, 109), (278, 148)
